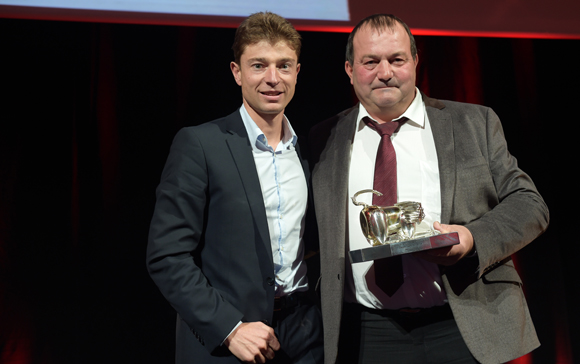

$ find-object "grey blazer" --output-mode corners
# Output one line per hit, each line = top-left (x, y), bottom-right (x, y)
(309, 95), (549, 364)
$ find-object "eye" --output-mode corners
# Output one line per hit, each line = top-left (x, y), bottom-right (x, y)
(391, 57), (406, 65)
(362, 59), (378, 69)
(251, 63), (264, 70)
(278, 63), (293, 73)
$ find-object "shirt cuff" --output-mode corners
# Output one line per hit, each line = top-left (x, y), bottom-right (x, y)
(221, 321), (242, 346)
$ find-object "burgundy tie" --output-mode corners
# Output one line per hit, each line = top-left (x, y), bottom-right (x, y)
(365, 117), (405, 297)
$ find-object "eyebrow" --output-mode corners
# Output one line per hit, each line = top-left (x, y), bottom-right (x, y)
(360, 51), (408, 59)
(247, 57), (296, 64)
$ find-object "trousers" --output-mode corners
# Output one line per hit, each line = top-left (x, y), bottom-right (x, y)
(338, 303), (478, 364)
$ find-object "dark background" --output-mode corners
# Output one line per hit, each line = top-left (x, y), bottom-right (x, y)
(0, 18), (578, 363)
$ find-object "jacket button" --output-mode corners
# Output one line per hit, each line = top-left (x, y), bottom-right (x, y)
(266, 277), (274, 286)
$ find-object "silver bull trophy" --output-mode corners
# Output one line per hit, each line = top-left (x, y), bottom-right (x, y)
(351, 189), (429, 246)
(349, 189), (459, 263)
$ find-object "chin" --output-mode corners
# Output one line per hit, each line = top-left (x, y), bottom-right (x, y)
(374, 99), (401, 108)
(264, 104), (284, 112)
(259, 107), (285, 116)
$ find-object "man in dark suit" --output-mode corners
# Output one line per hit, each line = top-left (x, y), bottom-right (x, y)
(147, 12), (323, 364)
(309, 14), (549, 364)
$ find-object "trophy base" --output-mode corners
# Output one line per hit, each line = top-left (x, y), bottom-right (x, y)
(349, 232), (459, 263)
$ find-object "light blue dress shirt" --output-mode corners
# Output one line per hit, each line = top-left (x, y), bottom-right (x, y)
(239, 104), (309, 297)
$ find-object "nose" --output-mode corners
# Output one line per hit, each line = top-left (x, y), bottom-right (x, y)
(264, 66), (279, 86)
(377, 60), (393, 81)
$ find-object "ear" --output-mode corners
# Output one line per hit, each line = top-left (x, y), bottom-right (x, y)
(230, 61), (242, 86)
(295, 63), (301, 82)
(345, 61), (354, 85)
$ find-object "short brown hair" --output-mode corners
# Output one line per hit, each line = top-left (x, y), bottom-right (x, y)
(346, 14), (417, 65)
(232, 12), (302, 64)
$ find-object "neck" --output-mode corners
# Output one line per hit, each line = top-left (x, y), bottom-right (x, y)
(244, 102), (285, 149)
(366, 108), (403, 124)
(365, 89), (416, 124)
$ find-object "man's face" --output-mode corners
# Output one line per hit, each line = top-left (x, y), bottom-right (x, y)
(231, 40), (300, 121)
(345, 23), (418, 122)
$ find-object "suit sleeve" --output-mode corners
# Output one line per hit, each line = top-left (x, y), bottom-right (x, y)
(146, 127), (243, 352)
(462, 107), (549, 277)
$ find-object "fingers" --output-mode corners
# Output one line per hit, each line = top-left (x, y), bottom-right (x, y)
(263, 345), (276, 361)
(254, 352), (267, 364)
(253, 329), (278, 363)
(433, 221), (450, 233)
(433, 220), (443, 232)
(412, 222), (474, 266)
(267, 334), (281, 351)
(260, 333), (279, 361)
(224, 322), (279, 363)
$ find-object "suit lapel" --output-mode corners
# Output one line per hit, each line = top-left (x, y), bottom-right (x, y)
(295, 141), (310, 183)
(424, 96), (456, 224)
(224, 112), (273, 261)
(313, 107), (358, 256)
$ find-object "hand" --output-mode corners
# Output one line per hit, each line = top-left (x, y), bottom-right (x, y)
(413, 222), (475, 266)
(224, 322), (280, 363)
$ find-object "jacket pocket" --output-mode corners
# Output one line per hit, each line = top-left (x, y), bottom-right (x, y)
(481, 261), (522, 286)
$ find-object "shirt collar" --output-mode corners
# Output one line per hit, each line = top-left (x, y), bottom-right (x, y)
(239, 104), (297, 153)
(356, 87), (425, 131)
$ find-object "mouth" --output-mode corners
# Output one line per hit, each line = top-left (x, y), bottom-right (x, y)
(260, 91), (284, 101)
(260, 91), (283, 96)
(373, 83), (397, 90)
(372, 86), (398, 93)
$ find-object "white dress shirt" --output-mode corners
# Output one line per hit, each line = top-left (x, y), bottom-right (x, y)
(239, 104), (309, 297)
(346, 89), (448, 309)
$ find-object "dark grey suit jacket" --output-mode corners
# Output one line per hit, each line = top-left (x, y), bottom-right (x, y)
(309, 95), (549, 364)
(147, 110), (310, 363)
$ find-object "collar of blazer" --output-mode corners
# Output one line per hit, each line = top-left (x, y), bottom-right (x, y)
(222, 109), (310, 264)
(422, 94), (455, 226)
(222, 110), (274, 265)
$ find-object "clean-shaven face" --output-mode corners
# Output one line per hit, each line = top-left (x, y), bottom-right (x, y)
(346, 23), (418, 122)
(231, 40), (300, 121)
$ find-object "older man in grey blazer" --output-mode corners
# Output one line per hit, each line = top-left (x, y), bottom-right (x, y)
(309, 14), (549, 364)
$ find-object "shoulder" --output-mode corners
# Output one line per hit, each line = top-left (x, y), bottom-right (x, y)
(184, 110), (242, 135)
(423, 95), (502, 139)
(423, 94), (493, 119)
(172, 110), (243, 143)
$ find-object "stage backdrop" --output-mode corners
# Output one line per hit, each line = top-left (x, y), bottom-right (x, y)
(0, 17), (578, 364)
(2, 0), (580, 38)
